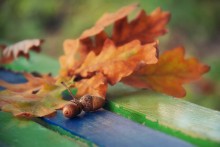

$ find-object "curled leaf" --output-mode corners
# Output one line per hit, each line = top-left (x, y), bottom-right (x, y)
(0, 39), (43, 64)
(122, 47), (210, 97)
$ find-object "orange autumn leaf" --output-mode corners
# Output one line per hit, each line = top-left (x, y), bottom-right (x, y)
(0, 39), (43, 64)
(59, 4), (169, 78)
(79, 3), (138, 40)
(74, 72), (108, 98)
(0, 73), (55, 93)
(75, 39), (158, 85)
(122, 47), (210, 98)
(77, 4), (170, 54)
(0, 73), (68, 117)
(59, 39), (88, 78)
(112, 8), (170, 46)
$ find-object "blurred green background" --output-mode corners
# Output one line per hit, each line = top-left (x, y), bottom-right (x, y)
(0, 0), (220, 110)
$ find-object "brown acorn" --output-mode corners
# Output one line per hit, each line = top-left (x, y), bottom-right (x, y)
(79, 94), (105, 112)
(62, 102), (82, 118)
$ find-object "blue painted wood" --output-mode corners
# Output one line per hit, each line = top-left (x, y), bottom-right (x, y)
(0, 69), (193, 147)
(43, 110), (192, 147)
(0, 68), (27, 90)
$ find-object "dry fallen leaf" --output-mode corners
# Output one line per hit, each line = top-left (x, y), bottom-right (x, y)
(0, 73), (67, 117)
(0, 39), (43, 64)
(79, 3), (138, 40)
(112, 8), (170, 46)
(122, 47), (210, 98)
(74, 72), (108, 98)
(75, 39), (158, 85)
(59, 39), (88, 78)
(59, 4), (169, 79)
(78, 4), (170, 54)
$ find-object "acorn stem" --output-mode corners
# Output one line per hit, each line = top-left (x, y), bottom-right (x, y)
(61, 81), (80, 104)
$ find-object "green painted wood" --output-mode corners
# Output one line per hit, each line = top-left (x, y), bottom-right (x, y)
(4, 52), (60, 76)
(0, 112), (91, 147)
(105, 83), (220, 147)
(4, 53), (220, 146)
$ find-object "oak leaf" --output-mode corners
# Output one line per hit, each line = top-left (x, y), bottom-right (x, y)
(122, 47), (210, 97)
(75, 39), (158, 85)
(0, 39), (43, 64)
(112, 8), (170, 46)
(78, 4), (170, 54)
(79, 3), (138, 40)
(59, 4), (169, 78)
(59, 39), (88, 78)
(0, 73), (68, 117)
(74, 72), (108, 98)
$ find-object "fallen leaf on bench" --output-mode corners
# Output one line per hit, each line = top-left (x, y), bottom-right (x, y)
(74, 72), (108, 98)
(75, 39), (158, 85)
(78, 4), (170, 55)
(0, 39), (43, 64)
(0, 73), (67, 118)
(122, 47), (210, 98)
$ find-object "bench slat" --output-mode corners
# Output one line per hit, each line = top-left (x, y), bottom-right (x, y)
(0, 112), (90, 147)
(106, 84), (220, 146)
(43, 109), (192, 147)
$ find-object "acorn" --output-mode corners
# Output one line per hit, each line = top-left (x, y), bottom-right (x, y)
(79, 94), (105, 112)
(62, 101), (82, 118)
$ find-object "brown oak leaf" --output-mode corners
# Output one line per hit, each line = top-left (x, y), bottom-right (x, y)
(0, 73), (67, 117)
(59, 39), (88, 78)
(59, 4), (169, 78)
(0, 39), (43, 64)
(112, 8), (170, 46)
(79, 3), (138, 40)
(122, 47), (210, 98)
(78, 4), (170, 54)
(75, 39), (158, 85)
(74, 72), (108, 98)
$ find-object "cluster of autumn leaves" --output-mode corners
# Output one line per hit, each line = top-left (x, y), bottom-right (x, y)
(0, 4), (209, 117)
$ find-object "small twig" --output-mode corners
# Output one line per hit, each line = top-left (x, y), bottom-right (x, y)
(61, 81), (79, 104)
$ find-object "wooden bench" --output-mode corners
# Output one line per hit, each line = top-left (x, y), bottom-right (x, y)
(1, 52), (220, 147)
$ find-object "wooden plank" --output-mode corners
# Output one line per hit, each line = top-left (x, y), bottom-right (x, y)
(43, 110), (192, 147)
(0, 65), (193, 147)
(106, 83), (220, 146)
(0, 112), (91, 147)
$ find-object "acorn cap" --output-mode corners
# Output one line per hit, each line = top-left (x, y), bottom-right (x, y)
(80, 95), (105, 112)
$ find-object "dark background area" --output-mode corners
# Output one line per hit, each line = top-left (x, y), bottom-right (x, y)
(0, 0), (220, 110)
